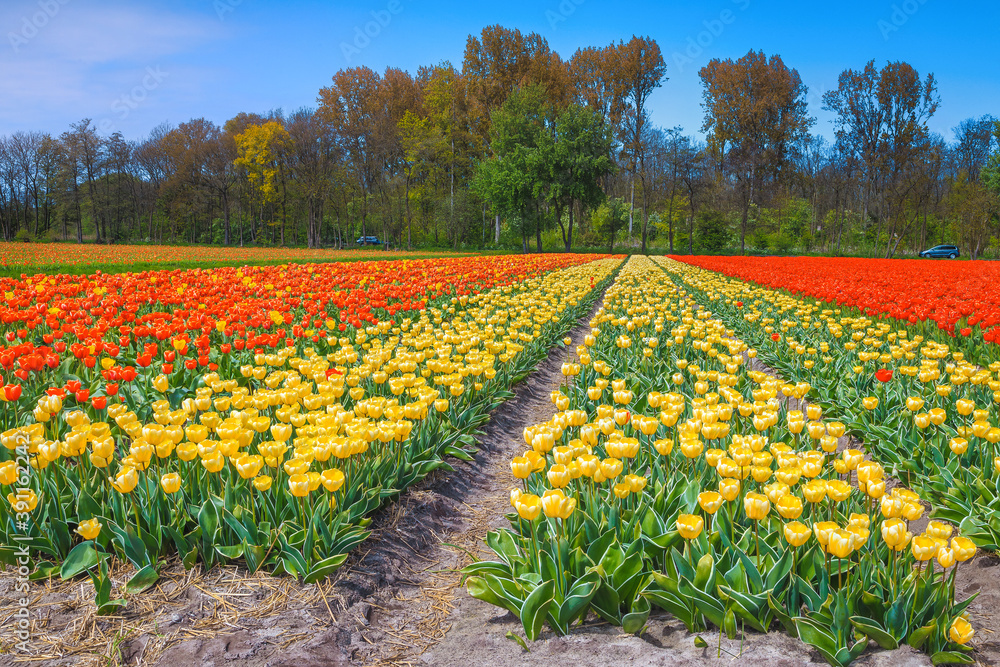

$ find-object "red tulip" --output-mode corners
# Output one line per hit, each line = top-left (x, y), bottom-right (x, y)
(875, 369), (893, 383)
(3, 384), (22, 401)
(91, 396), (107, 410)
(106, 383), (119, 396)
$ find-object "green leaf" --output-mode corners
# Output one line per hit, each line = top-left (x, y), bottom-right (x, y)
(60, 542), (99, 580)
(621, 594), (651, 635)
(303, 554), (349, 583)
(693, 636), (709, 648)
(520, 579), (555, 641)
(96, 599), (128, 616)
(795, 617), (842, 666)
(505, 630), (529, 652)
(907, 621), (937, 650)
(557, 571), (600, 628)
(931, 651), (974, 665)
(850, 616), (898, 650)
(125, 564), (159, 594)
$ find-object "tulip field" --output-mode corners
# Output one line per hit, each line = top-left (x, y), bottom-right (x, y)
(0, 253), (618, 614)
(0, 241), (462, 275)
(468, 255), (1000, 666)
(3, 250), (1000, 666)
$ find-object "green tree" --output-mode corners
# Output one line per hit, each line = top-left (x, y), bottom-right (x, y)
(696, 209), (730, 253)
(591, 197), (629, 253)
(541, 103), (616, 251)
(472, 85), (549, 252)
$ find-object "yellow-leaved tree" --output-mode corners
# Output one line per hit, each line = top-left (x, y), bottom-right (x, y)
(234, 120), (291, 242)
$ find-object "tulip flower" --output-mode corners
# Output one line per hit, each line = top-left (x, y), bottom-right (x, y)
(514, 494), (542, 521)
(676, 513), (704, 540)
(719, 478), (740, 502)
(911, 534), (939, 562)
(253, 475), (272, 492)
(827, 528), (855, 559)
(781, 521), (809, 548)
(8, 489), (39, 513)
(949, 617), (974, 645)
(160, 472), (182, 494)
(76, 518), (102, 540)
(698, 491), (723, 515)
(510, 456), (533, 480)
(320, 469), (345, 492)
(926, 520), (953, 541)
(951, 536), (976, 562)
(775, 494), (803, 520)
(111, 467), (138, 494)
(541, 489), (575, 520)
(288, 473), (310, 498)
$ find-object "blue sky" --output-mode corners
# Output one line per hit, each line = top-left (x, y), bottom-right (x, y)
(1, 0), (998, 142)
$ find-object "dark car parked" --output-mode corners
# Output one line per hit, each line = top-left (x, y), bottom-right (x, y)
(919, 244), (960, 259)
(355, 236), (381, 246)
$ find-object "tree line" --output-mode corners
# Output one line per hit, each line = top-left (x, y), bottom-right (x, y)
(2, 25), (998, 257)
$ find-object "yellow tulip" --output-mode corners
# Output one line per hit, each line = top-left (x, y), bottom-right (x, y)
(827, 529), (855, 559)
(160, 472), (182, 494)
(783, 521), (810, 547)
(744, 492), (770, 521)
(510, 456), (533, 480)
(111, 467), (138, 494)
(926, 520), (953, 541)
(514, 493), (542, 521)
(546, 464), (571, 489)
(600, 458), (623, 480)
(775, 494), (803, 520)
(76, 518), (102, 540)
(719, 478), (740, 502)
(676, 513), (704, 540)
(826, 480), (852, 503)
(321, 468), (345, 492)
(653, 438), (674, 456)
(253, 475), (273, 492)
(937, 547), (956, 569)
(949, 437), (969, 456)
(956, 398), (975, 416)
(862, 396), (879, 410)
(911, 534), (940, 562)
(698, 491), (723, 515)
(625, 474), (647, 493)
(288, 473), (310, 497)
(952, 536), (976, 562)
(680, 439), (704, 459)
(541, 489), (576, 519)
(0, 461), (17, 486)
(763, 481), (789, 504)
(901, 501), (924, 522)
(906, 396), (925, 412)
(949, 617), (974, 645)
(812, 521), (838, 549)
(152, 374), (169, 392)
(802, 479), (827, 504)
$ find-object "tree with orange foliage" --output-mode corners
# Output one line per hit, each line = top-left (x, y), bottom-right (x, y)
(700, 50), (814, 255)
